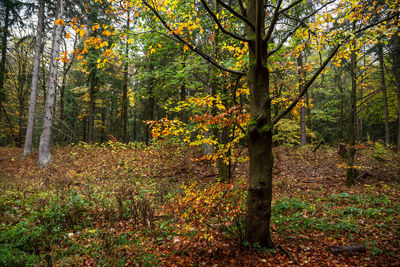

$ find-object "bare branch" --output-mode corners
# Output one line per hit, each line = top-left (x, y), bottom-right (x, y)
(272, 10), (400, 125)
(278, 0), (303, 15)
(267, 1), (335, 58)
(264, 0), (283, 43)
(238, 0), (246, 17)
(273, 43), (341, 125)
(200, 0), (250, 42)
(216, 0), (255, 31)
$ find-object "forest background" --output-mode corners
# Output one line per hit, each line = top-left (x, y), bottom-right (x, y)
(0, 0), (400, 266)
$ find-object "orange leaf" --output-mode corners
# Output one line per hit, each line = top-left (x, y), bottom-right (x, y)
(55, 19), (64, 26)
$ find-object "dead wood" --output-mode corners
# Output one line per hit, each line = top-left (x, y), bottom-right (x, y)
(328, 244), (366, 255)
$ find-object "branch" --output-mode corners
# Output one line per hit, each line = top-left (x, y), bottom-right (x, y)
(273, 43), (341, 125)
(278, 0), (303, 15)
(216, 0), (255, 31)
(267, 1), (335, 58)
(142, 0), (245, 76)
(200, 0), (250, 42)
(264, 0), (283, 43)
(238, 0), (246, 17)
(272, 11), (399, 125)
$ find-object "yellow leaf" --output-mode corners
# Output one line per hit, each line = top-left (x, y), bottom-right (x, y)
(66, 32), (71, 39)
(79, 29), (86, 38)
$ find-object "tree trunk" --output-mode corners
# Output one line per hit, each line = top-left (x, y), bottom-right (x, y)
(58, 63), (66, 144)
(378, 43), (390, 147)
(298, 53), (306, 146)
(336, 70), (344, 141)
(346, 37), (358, 186)
(244, 0), (274, 248)
(100, 107), (106, 143)
(122, 10), (130, 143)
(38, 0), (65, 167)
(23, 0), (45, 156)
(390, 33), (400, 150)
(88, 68), (97, 143)
(0, 3), (10, 122)
(145, 87), (155, 145)
(210, 0), (230, 181)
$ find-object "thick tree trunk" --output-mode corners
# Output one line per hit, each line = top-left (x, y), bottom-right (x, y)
(378, 43), (390, 147)
(38, 0), (65, 167)
(346, 42), (358, 186)
(244, 0), (274, 248)
(24, 0), (45, 155)
(0, 4), (10, 122)
(298, 53), (306, 146)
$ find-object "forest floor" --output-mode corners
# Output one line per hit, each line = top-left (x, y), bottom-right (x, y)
(0, 142), (400, 266)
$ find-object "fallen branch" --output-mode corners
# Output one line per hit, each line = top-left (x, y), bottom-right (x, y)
(276, 244), (300, 266)
(328, 244), (366, 255)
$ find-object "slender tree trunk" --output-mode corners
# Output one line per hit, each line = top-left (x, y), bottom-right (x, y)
(133, 109), (137, 141)
(336, 70), (344, 141)
(210, 0), (230, 181)
(58, 63), (66, 143)
(145, 87), (155, 145)
(38, 0), (65, 167)
(0, 4), (10, 122)
(392, 33), (400, 150)
(346, 36), (358, 186)
(24, 0), (45, 155)
(378, 43), (390, 147)
(122, 10), (130, 143)
(88, 68), (97, 143)
(298, 53), (306, 146)
(180, 58), (187, 123)
(100, 107), (106, 143)
(244, 0), (274, 248)
(306, 91), (312, 129)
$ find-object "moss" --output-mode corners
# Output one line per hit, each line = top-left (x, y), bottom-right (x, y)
(260, 123), (271, 134)
(247, 117), (257, 129)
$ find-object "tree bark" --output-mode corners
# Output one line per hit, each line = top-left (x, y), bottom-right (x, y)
(346, 35), (358, 186)
(0, 3), (10, 122)
(122, 10), (130, 143)
(378, 42), (390, 147)
(88, 68), (97, 143)
(38, 0), (65, 167)
(244, 0), (274, 248)
(298, 53), (306, 146)
(24, 0), (45, 155)
(210, 0), (230, 181)
(390, 33), (400, 150)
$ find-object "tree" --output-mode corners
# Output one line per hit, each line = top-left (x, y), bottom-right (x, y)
(140, 0), (399, 246)
(38, 0), (65, 167)
(23, 0), (45, 156)
(378, 41), (390, 147)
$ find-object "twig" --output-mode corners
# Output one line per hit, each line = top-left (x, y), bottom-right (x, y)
(276, 244), (301, 266)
